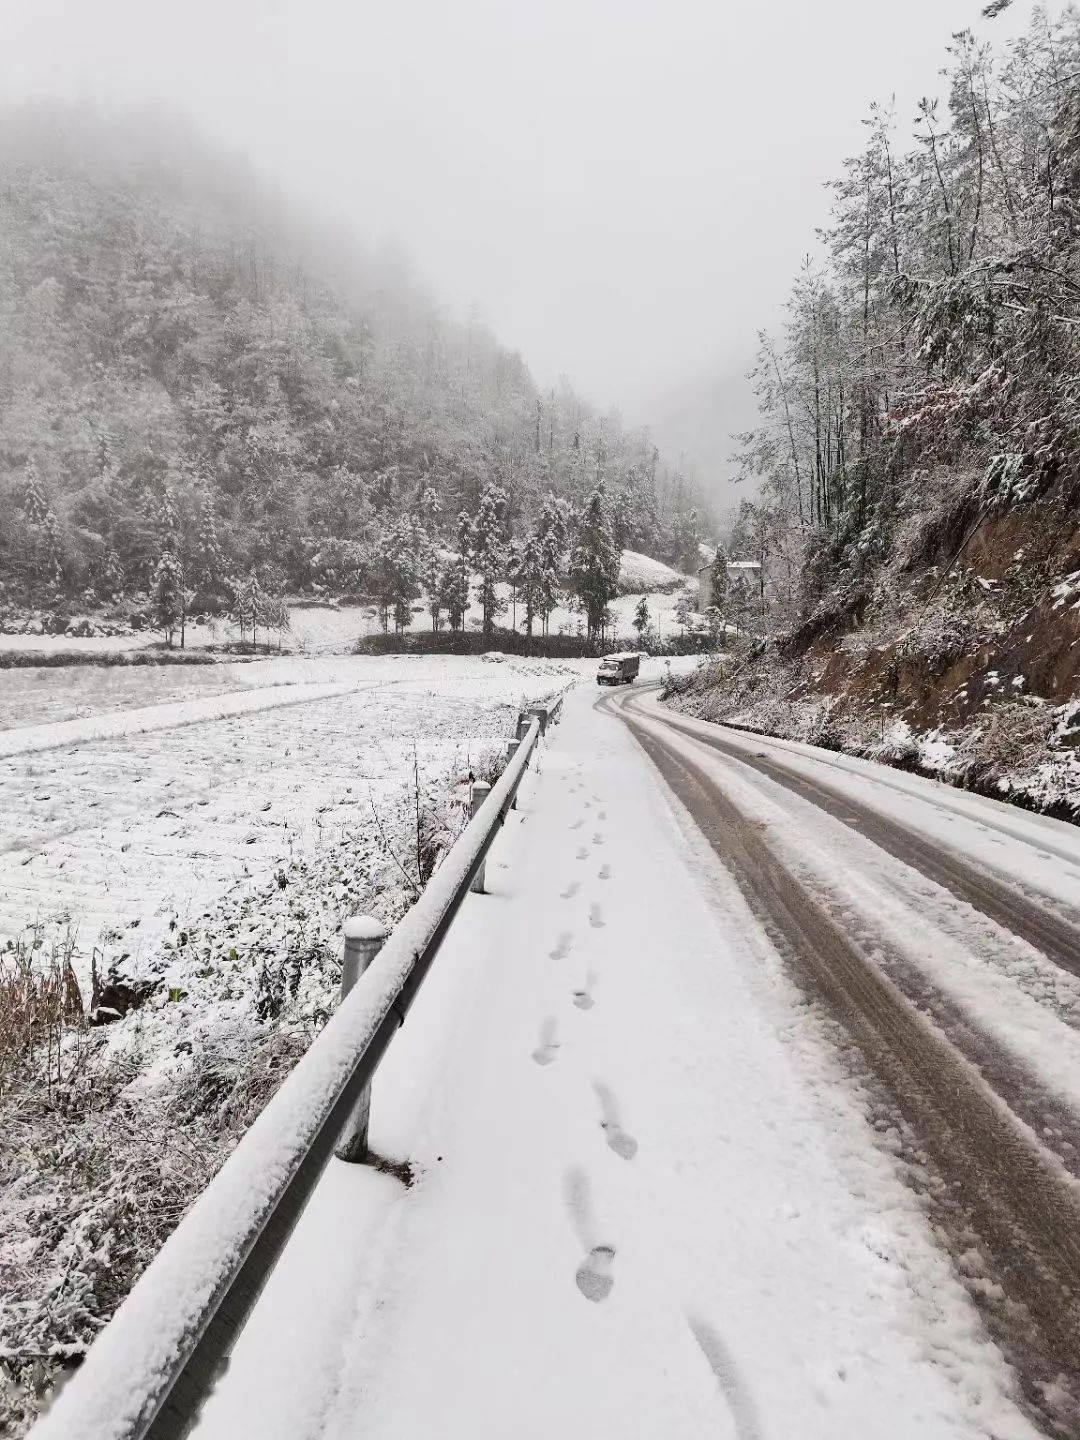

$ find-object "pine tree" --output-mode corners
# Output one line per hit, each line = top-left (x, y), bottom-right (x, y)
(153, 550), (183, 646)
(505, 536), (524, 632)
(368, 517), (421, 635)
(159, 485), (180, 554)
(708, 546), (728, 610)
(95, 547), (124, 603)
(192, 489), (225, 600)
(470, 483), (507, 642)
(437, 555), (470, 632)
(632, 595), (650, 639)
(568, 480), (620, 643)
(534, 494), (566, 636)
(21, 461), (65, 603)
(232, 571), (256, 646)
(414, 523), (442, 630)
(436, 512), (473, 633)
(22, 461), (51, 528)
(518, 531), (542, 639)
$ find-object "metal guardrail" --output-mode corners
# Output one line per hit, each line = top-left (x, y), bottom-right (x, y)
(33, 705), (559, 1440)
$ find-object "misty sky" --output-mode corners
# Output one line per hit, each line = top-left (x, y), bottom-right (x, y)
(0, 0), (1047, 482)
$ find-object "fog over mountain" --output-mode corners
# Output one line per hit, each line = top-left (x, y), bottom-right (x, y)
(0, 0), (1043, 508)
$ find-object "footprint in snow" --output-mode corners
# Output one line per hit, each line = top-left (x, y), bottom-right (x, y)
(588, 903), (605, 929)
(564, 1167), (615, 1304)
(532, 1017), (561, 1066)
(573, 971), (597, 1010)
(687, 1316), (766, 1440)
(576, 846), (590, 861)
(550, 931), (573, 961)
(592, 833), (605, 847)
(594, 1081), (638, 1161)
(598, 864), (611, 881)
(597, 810), (607, 821)
(570, 819), (584, 830)
(577, 1246), (616, 1303)
(561, 880), (581, 900)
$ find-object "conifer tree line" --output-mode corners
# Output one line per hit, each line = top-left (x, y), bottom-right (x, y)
(0, 106), (713, 622)
(733, 7), (1080, 623)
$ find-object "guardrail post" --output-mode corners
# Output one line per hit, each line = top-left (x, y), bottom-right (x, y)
(335, 915), (388, 1163)
(516, 710), (529, 740)
(505, 738), (520, 807)
(527, 703), (548, 736)
(469, 781), (492, 892)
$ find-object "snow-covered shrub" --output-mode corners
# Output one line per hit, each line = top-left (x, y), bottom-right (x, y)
(898, 602), (978, 672)
(951, 701), (1055, 787)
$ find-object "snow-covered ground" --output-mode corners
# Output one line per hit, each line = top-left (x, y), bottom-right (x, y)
(0, 655), (591, 983)
(184, 684), (1036, 1440)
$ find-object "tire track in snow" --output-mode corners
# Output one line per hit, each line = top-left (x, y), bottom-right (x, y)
(616, 698), (1080, 1433)
(656, 707), (1080, 981)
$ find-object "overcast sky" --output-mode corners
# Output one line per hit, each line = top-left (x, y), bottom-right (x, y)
(0, 0), (1048, 479)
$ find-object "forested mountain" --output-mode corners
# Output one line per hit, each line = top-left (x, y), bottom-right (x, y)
(683, 8), (1080, 818)
(0, 104), (711, 617)
(729, 7), (1080, 609)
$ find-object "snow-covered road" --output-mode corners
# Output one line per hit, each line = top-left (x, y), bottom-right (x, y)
(190, 681), (1049, 1440)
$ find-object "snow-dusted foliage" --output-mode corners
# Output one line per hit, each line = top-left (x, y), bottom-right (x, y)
(0, 107), (713, 633)
(718, 13), (1080, 642)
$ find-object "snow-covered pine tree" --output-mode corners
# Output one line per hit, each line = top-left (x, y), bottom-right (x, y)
(674, 590), (695, 634)
(249, 569), (266, 648)
(436, 557), (468, 632)
(22, 460), (50, 529)
(568, 480), (620, 643)
(470, 483), (507, 642)
(535, 494), (566, 636)
(20, 461), (65, 604)
(437, 515), (472, 633)
(413, 522), (442, 631)
(519, 531), (542, 638)
(95, 546), (124, 603)
(708, 545), (727, 610)
(232, 571), (255, 646)
(192, 489), (225, 602)
(153, 549), (183, 646)
(159, 485), (180, 554)
(505, 536), (524, 632)
(371, 521), (411, 633)
(633, 595), (650, 638)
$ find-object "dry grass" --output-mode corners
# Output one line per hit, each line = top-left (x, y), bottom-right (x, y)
(0, 934), (85, 1096)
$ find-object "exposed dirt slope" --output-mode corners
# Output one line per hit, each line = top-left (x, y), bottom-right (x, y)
(669, 473), (1080, 820)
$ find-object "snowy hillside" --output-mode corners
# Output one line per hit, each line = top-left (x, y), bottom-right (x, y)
(617, 550), (691, 595)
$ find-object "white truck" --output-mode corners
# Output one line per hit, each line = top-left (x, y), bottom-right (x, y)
(596, 652), (641, 686)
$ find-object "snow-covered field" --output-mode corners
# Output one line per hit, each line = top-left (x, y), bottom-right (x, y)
(0, 655), (590, 978)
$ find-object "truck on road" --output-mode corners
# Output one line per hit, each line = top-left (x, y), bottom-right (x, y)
(596, 652), (641, 686)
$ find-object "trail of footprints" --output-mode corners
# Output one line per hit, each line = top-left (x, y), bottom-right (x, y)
(533, 796), (642, 1305)
(544, 778), (747, 1422)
